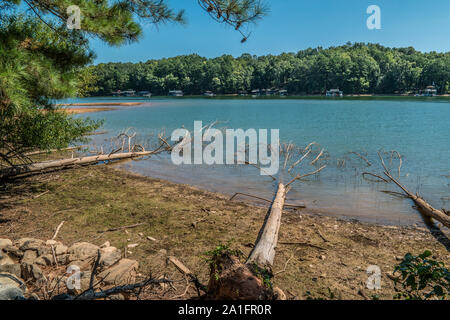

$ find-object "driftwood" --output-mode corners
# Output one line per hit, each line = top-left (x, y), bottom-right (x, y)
(51, 221), (65, 240)
(378, 152), (450, 228)
(246, 183), (286, 268)
(167, 256), (206, 295)
(0, 151), (155, 179)
(1, 127), (180, 180)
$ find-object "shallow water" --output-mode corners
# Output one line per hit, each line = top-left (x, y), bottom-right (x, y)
(62, 97), (450, 226)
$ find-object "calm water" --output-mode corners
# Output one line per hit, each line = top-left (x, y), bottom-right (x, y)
(62, 97), (450, 226)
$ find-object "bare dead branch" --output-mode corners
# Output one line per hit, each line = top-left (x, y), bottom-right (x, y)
(286, 165), (327, 188)
(288, 149), (311, 173)
(51, 221), (65, 240)
(377, 151), (450, 228)
(229, 192), (306, 208)
(362, 172), (389, 183)
(310, 149), (325, 165)
(349, 151), (372, 166)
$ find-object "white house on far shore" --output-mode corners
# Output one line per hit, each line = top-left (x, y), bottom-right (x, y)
(326, 89), (343, 97)
(168, 90), (183, 97)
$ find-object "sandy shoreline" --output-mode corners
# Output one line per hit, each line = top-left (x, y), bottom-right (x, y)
(56, 102), (147, 113)
(57, 102), (145, 106)
(62, 107), (116, 114)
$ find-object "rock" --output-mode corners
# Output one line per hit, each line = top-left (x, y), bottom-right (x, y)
(273, 287), (286, 300)
(45, 240), (67, 255)
(0, 264), (22, 278)
(35, 254), (53, 266)
(21, 263), (46, 284)
(127, 243), (139, 249)
(0, 239), (12, 249)
(100, 241), (110, 248)
(0, 272), (26, 291)
(67, 242), (99, 262)
(99, 247), (122, 269)
(21, 250), (38, 264)
(147, 236), (157, 242)
(18, 238), (45, 252)
(2, 245), (23, 259)
(0, 287), (25, 300)
(67, 260), (92, 270)
(54, 244), (68, 256)
(319, 255), (326, 260)
(57, 254), (68, 265)
(98, 259), (138, 285)
(158, 249), (167, 256)
(0, 252), (15, 266)
(45, 240), (58, 246)
(14, 238), (35, 248)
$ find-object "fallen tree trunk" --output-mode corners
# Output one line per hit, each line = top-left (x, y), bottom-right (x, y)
(411, 196), (450, 228)
(206, 144), (326, 300)
(247, 183), (286, 268)
(378, 152), (450, 228)
(387, 174), (450, 228)
(207, 183), (288, 300)
(0, 151), (154, 179)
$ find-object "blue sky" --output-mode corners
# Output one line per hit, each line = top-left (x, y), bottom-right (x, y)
(90, 0), (450, 63)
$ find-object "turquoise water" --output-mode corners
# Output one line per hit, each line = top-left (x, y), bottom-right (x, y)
(62, 97), (450, 226)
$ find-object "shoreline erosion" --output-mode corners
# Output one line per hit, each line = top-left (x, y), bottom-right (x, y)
(62, 107), (116, 114)
(57, 102), (145, 106)
(56, 102), (147, 114)
(1, 164), (448, 299)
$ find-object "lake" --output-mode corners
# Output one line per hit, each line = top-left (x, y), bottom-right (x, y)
(62, 97), (450, 226)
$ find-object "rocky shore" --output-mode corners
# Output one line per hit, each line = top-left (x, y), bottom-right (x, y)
(0, 237), (139, 300)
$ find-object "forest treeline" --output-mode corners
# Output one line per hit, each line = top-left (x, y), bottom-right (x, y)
(89, 43), (450, 96)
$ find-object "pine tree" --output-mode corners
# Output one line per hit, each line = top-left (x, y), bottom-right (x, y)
(0, 0), (267, 166)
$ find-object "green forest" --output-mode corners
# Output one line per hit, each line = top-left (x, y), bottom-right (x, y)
(89, 43), (450, 96)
